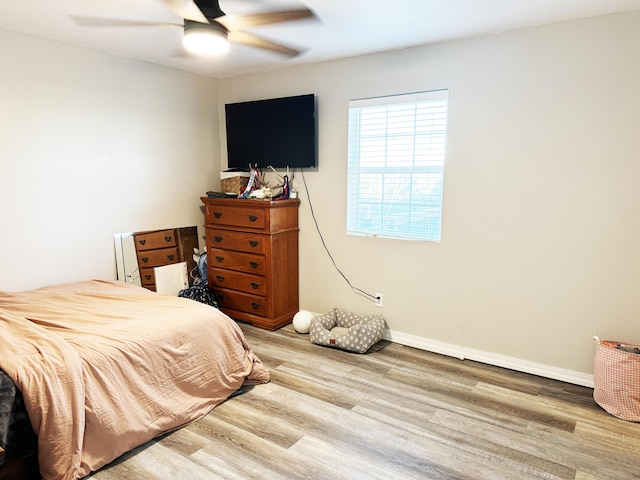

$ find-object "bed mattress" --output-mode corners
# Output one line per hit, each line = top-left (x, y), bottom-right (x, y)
(0, 279), (269, 480)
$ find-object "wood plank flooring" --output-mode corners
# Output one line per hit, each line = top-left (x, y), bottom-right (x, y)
(90, 324), (640, 480)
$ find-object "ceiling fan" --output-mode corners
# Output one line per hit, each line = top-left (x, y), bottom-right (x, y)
(70, 0), (316, 57)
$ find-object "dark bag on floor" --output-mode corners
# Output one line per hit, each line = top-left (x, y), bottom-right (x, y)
(178, 284), (218, 308)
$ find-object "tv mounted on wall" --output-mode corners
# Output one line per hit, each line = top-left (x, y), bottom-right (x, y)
(225, 94), (317, 170)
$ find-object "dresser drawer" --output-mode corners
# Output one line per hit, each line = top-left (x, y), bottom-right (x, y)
(206, 228), (266, 254)
(209, 248), (265, 275)
(133, 229), (178, 251)
(205, 204), (266, 230)
(209, 267), (266, 295)
(212, 288), (266, 316)
(139, 267), (156, 287)
(137, 247), (180, 268)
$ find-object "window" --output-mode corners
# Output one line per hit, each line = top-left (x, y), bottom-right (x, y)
(347, 90), (449, 241)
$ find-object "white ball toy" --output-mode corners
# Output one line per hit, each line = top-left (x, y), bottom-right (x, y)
(293, 310), (314, 334)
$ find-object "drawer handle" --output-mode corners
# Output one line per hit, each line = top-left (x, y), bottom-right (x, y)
(216, 275), (226, 282)
(215, 256), (224, 263)
(249, 261), (259, 269)
(248, 214), (258, 222)
(214, 235), (223, 243)
(141, 257), (149, 263)
(167, 254), (175, 261)
(139, 239), (146, 245)
(214, 211), (222, 219)
(250, 302), (261, 310)
(164, 235), (172, 242)
(145, 274), (152, 280)
(250, 282), (260, 289)
(249, 240), (258, 247)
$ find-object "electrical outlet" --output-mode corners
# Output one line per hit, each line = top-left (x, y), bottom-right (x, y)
(374, 293), (383, 307)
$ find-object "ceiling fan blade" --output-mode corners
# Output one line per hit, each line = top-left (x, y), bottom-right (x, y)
(156, 0), (209, 23)
(218, 8), (316, 32)
(69, 15), (181, 28)
(193, 0), (225, 20)
(228, 31), (302, 57)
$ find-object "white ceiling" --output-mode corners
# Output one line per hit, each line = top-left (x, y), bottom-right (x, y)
(1, 0), (639, 78)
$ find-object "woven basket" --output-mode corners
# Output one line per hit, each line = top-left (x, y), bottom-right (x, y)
(221, 175), (249, 194)
(593, 336), (640, 422)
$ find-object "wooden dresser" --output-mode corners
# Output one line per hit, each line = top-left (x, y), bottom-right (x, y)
(201, 197), (300, 330)
(133, 226), (199, 291)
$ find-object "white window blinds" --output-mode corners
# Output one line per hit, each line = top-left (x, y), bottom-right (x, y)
(347, 90), (449, 241)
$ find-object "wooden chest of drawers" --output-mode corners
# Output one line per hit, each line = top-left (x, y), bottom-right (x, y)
(201, 197), (300, 330)
(133, 226), (198, 291)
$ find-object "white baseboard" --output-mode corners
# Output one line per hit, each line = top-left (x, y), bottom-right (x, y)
(385, 329), (594, 388)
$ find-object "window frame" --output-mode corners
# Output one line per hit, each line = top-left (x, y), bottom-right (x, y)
(346, 89), (450, 242)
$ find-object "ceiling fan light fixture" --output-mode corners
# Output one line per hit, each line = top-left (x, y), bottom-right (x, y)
(183, 21), (229, 55)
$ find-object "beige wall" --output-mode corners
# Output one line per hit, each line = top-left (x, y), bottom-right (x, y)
(217, 11), (640, 379)
(2, 11), (639, 381)
(0, 29), (219, 291)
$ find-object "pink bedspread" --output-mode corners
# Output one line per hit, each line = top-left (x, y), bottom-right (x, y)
(0, 280), (269, 480)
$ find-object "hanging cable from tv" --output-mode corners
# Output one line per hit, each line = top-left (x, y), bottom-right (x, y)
(300, 169), (378, 303)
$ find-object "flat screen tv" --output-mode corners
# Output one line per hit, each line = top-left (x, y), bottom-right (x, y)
(225, 94), (317, 170)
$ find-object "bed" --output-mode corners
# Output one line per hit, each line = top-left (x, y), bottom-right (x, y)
(0, 279), (270, 480)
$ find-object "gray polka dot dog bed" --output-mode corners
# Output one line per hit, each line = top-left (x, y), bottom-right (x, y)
(309, 308), (386, 353)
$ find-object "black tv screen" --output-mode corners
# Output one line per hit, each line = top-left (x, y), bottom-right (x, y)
(225, 94), (317, 170)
